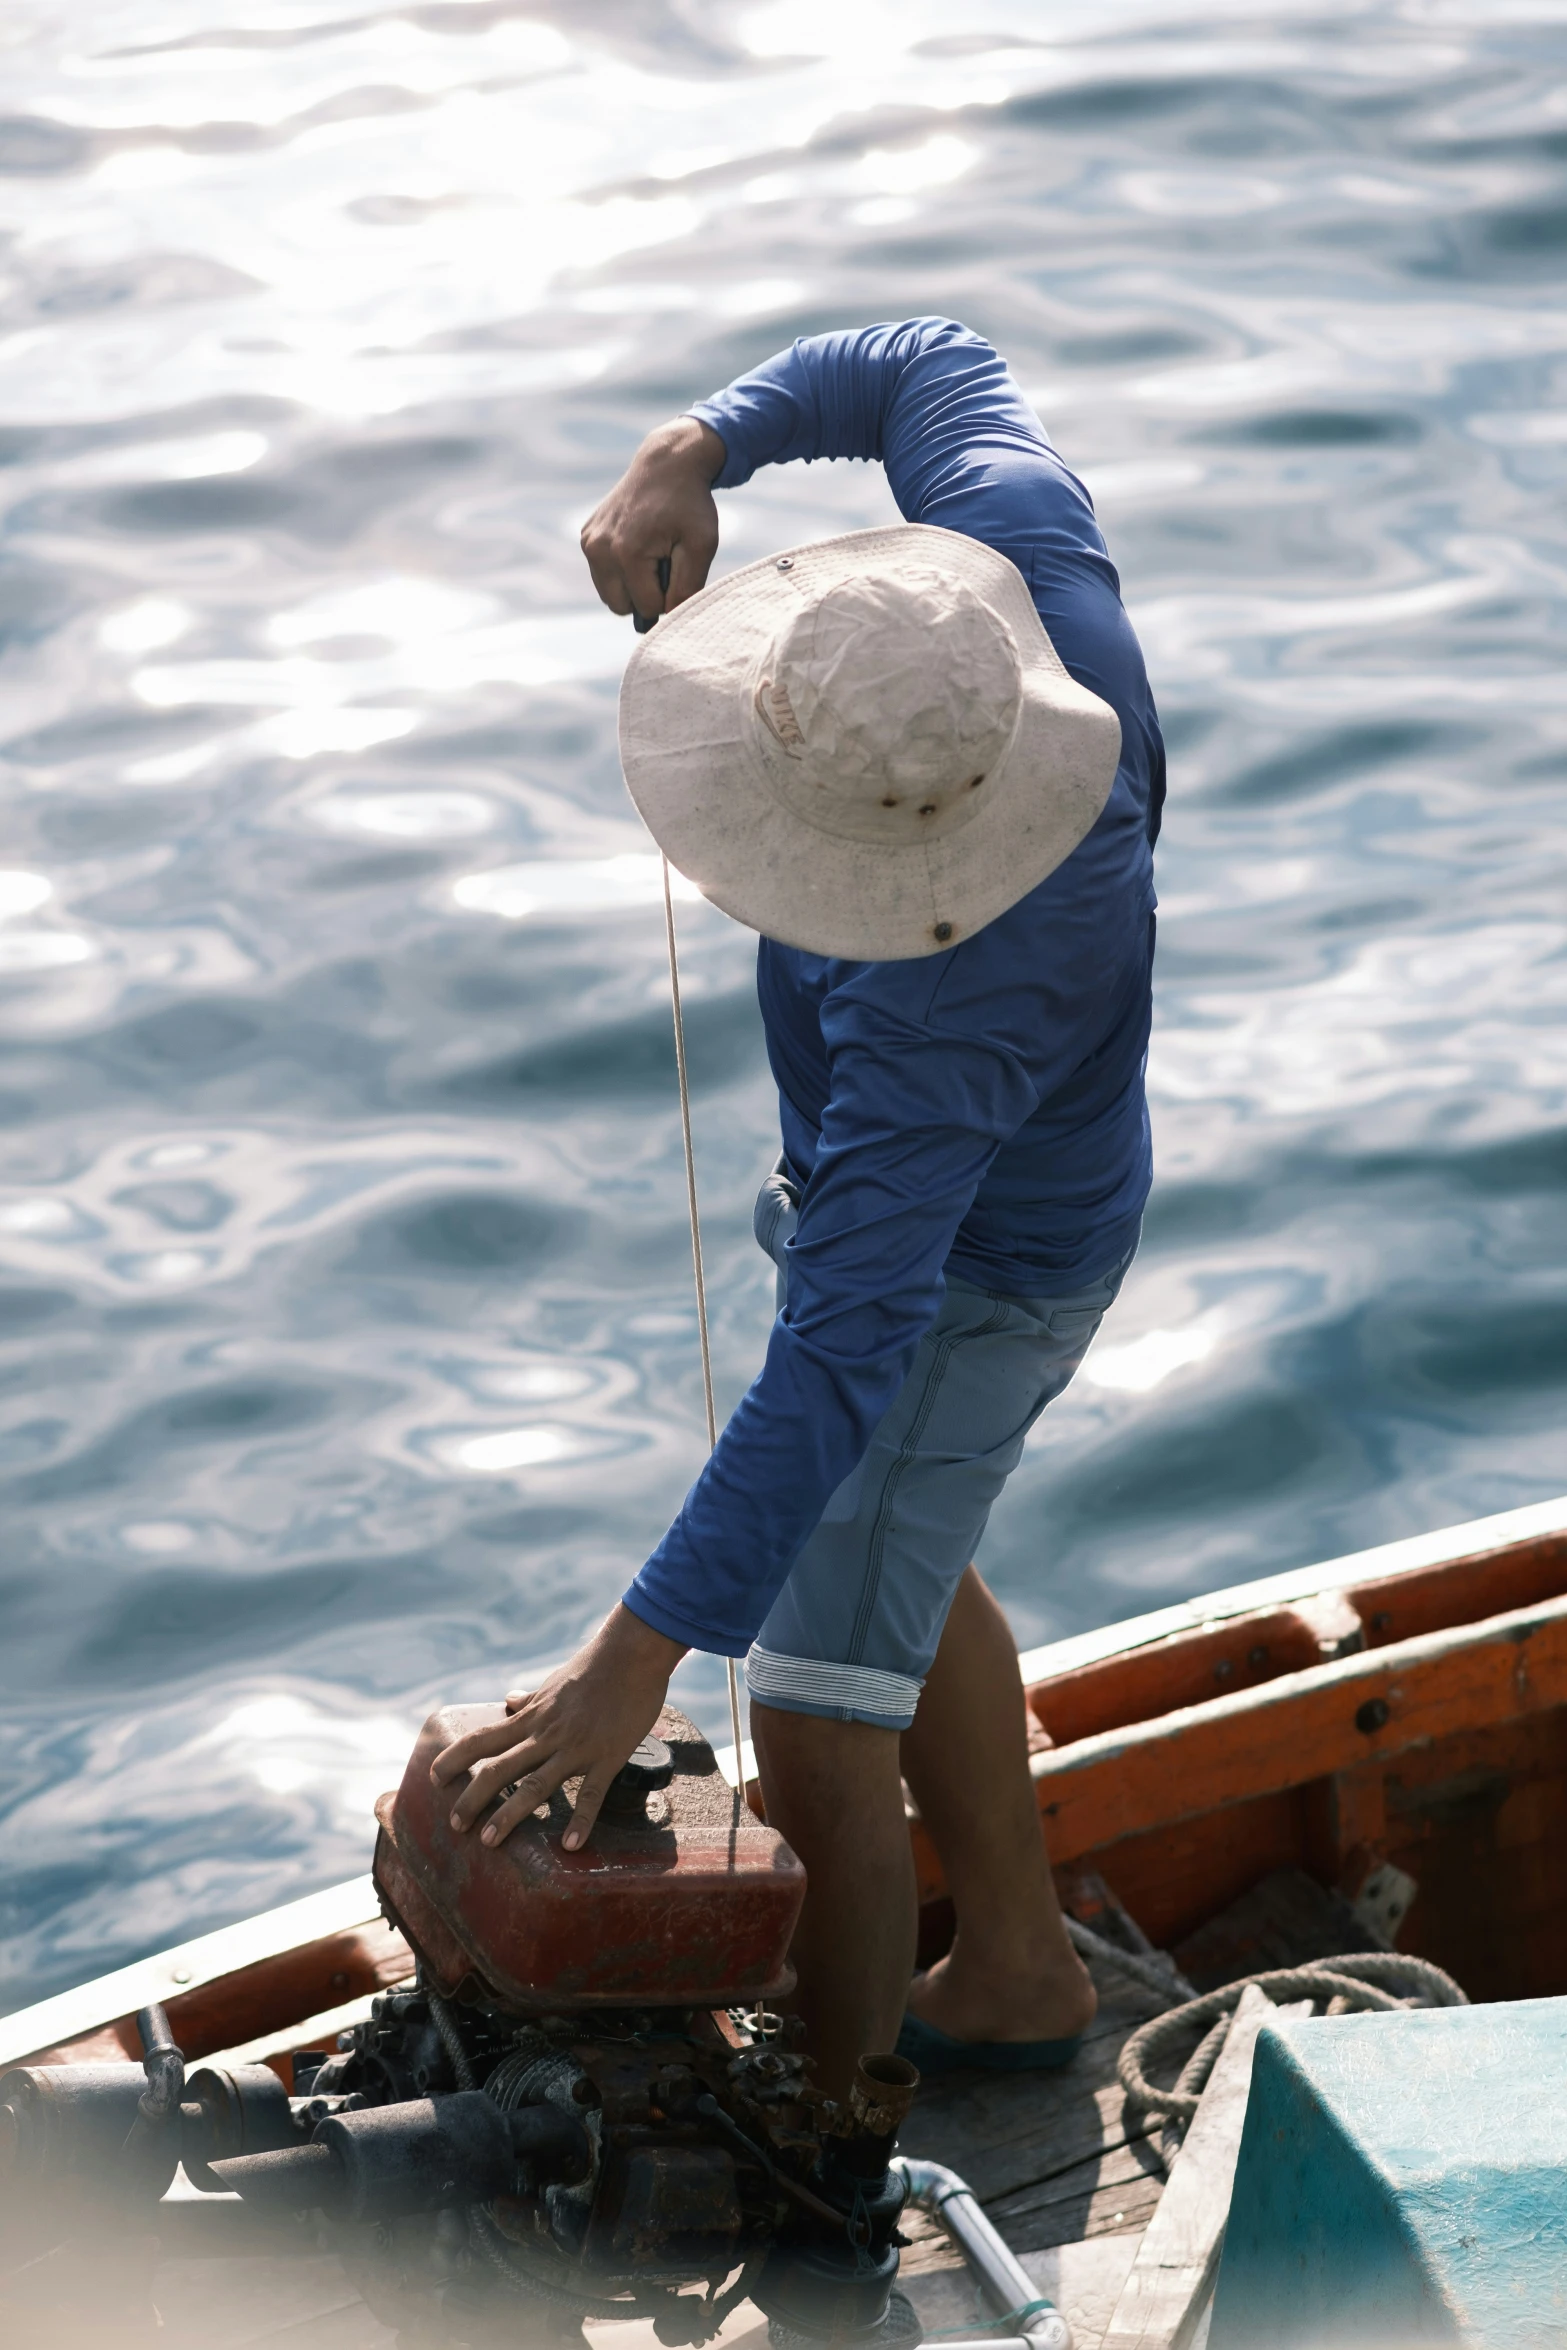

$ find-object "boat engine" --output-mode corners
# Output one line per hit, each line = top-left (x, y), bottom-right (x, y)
(1, 1704), (922, 2349)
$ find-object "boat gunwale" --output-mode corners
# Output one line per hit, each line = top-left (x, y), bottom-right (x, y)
(1020, 1581), (1567, 1862)
(1011, 1491), (1567, 1688)
(2, 1491), (1563, 2073)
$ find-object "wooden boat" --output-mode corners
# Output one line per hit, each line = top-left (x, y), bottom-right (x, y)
(4, 1490), (1565, 2350)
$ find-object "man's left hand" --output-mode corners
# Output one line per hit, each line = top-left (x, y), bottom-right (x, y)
(430, 1604), (688, 1851)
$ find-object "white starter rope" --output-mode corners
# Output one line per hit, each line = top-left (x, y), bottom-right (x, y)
(661, 856), (748, 1784)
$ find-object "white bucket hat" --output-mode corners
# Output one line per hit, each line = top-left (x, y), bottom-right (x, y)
(618, 523), (1122, 961)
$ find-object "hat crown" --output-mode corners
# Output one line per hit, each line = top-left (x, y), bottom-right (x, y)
(750, 569), (1021, 847)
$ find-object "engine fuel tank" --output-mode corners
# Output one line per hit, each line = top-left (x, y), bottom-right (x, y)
(374, 1703), (805, 2013)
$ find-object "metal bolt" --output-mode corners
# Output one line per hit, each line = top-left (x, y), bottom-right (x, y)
(933, 921), (953, 942)
(776, 557), (794, 571)
(1356, 1696), (1391, 1735)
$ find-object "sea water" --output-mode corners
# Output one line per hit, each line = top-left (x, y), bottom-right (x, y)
(0, 0), (1563, 2003)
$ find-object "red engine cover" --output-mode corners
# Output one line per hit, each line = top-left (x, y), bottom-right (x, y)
(374, 1703), (805, 2012)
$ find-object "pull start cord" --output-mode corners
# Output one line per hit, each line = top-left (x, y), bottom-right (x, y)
(660, 854), (747, 1790)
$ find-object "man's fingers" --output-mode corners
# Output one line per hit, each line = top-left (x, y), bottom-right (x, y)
(580, 515), (634, 616)
(595, 565), (636, 618)
(562, 1766), (614, 1853)
(666, 526), (717, 613)
(479, 1767), (564, 1847)
(430, 1713), (543, 1785)
(627, 550), (669, 623)
(446, 1737), (552, 1827)
(584, 552), (634, 617)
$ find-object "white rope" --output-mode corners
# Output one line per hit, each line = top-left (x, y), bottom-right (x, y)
(1115, 1948), (1468, 2129)
(661, 855), (747, 1788)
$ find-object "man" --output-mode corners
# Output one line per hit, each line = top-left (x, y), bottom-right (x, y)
(433, 318), (1163, 2102)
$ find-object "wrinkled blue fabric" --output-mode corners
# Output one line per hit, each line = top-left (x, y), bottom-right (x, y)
(624, 318), (1163, 1658)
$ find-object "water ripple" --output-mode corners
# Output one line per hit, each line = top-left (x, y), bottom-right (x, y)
(1, 0), (1565, 2001)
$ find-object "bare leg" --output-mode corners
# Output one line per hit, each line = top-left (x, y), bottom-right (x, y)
(900, 1566), (1095, 2043)
(750, 1706), (916, 2100)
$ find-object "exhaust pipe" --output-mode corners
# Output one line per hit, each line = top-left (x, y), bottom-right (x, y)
(752, 2052), (921, 2342)
(214, 2091), (590, 2222)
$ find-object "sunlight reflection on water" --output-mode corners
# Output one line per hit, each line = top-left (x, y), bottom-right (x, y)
(0, 0), (1564, 1999)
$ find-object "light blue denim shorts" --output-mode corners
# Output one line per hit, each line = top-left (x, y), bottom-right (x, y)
(746, 1162), (1135, 1733)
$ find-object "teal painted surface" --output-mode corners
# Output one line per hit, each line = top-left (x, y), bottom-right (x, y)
(1210, 1999), (1567, 2348)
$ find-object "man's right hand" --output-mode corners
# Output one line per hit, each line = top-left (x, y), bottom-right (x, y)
(580, 417), (726, 626)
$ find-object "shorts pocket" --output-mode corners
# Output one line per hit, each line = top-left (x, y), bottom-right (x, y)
(1046, 1304), (1106, 1343)
(753, 1158), (800, 1269)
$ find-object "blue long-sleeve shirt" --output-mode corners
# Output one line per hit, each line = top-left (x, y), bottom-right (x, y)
(624, 318), (1163, 1659)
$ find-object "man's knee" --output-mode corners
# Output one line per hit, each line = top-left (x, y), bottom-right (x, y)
(752, 1703), (903, 1822)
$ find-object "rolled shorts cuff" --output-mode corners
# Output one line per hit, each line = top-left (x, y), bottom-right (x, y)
(745, 1643), (922, 1731)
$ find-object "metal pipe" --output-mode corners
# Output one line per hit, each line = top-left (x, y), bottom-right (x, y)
(134, 2003), (185, 2122)
(892, 2157), (1072, 2350)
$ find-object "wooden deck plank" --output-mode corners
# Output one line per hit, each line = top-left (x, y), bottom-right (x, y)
(897, 1950), (1176, 2264)
(902, 2074), (1159, 2206)
(992, 2139), (1167, 2250)
(897, 1981), (1169, 2199)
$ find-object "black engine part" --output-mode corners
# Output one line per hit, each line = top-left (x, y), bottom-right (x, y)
(751, 2054), (917, 2341)
(214, 2089), (591, 2221)
(1, 1990), (922, 2345)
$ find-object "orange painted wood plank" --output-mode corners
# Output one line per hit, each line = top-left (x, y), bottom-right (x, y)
(0, 1876), (393, 2070)
(1352, 1530), (1567, 1651)
(1027, 1591), (1567, 1866)
(20, 1922), (414, 2069)
(1029, 1606), (1331, 1749)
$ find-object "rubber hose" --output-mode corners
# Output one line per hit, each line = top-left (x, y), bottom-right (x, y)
(426, 1992), (477, 2093)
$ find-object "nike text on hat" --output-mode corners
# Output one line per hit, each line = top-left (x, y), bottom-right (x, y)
(619, 523), (1122, 961)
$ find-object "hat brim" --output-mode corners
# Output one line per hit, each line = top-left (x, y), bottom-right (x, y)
(618, 523), (1122, 961)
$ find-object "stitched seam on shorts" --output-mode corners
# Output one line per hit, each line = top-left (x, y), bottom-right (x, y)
(846, 1298), (1011, 1667)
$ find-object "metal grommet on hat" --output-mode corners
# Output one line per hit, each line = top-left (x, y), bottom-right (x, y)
(619, 523), (1121, 962)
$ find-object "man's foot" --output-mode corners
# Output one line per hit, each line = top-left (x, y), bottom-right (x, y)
(903, 1943), (1097, 2048)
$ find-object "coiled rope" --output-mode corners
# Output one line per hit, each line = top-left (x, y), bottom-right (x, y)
(1112, 1948), (1468, 2130)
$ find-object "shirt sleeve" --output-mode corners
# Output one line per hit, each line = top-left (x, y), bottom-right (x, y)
(626, 317), (1153, 1657)
(690, 318), (1143, 761)
(688, 316), (1055, 497)
(623, 984), (1039, 1656)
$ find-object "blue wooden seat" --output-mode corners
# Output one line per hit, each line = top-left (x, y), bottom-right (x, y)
(1210, 1996), (1567, 2347)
